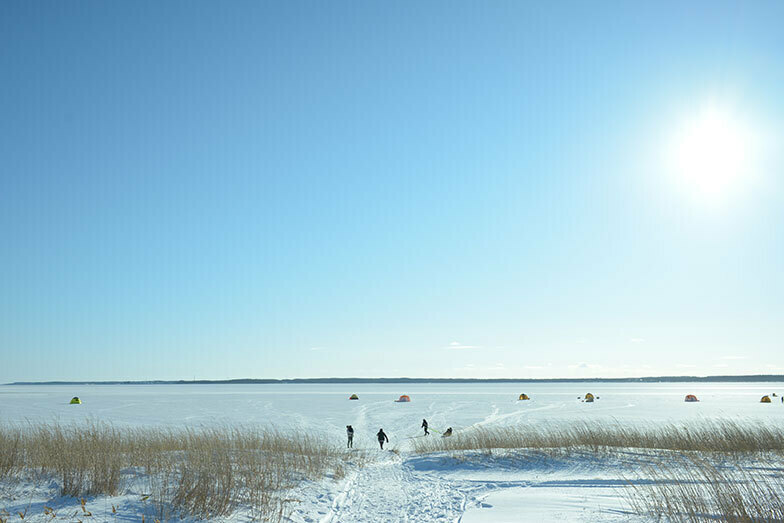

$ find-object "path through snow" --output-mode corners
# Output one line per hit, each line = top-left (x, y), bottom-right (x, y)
(317, 451), (467, 523)
(287, 447), (648, 523)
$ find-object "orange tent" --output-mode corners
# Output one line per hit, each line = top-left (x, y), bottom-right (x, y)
(685, 394), (699, 402)
(584, 393), (595, 403)
(396, 395), (411, 402)
(518, 394), (530, 400)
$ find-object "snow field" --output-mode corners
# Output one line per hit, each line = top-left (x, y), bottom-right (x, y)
(2, 382), (784, 521)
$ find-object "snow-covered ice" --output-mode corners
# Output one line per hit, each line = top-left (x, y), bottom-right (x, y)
(2, 381), (783, 521)
(3, 382), (783, 440)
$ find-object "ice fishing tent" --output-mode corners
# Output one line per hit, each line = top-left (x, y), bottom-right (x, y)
(685, 394), (699, 402)
(396, 395), (411, 402)
(349, 394), (359, 400)
(761, 395), (772, 403)
(518, 394), (530, 400)
(69, 397), (81, 404)
(584, 393), (595, 403)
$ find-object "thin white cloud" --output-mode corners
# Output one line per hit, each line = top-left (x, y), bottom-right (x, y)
(447, 341), (481, 350)
(629, 338), (645, 343)
(570, 362), (601, 370)
(309, 347), (325, 351)
(720, 356), (746, 360)
(524, 365), (544, 370)
(714, 364), (729, 368)
(676, 364), (697, 369)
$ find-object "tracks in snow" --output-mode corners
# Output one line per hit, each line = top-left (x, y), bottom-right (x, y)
(320, 451), (467, 523)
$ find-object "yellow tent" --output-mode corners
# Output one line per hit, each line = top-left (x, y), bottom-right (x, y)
(761, 395), (772, 403)
(584, 393), (595, 403)
(518, 394), (530, 400)
(69, 397), (81, 405)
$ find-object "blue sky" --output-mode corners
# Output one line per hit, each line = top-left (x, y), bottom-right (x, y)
(1, 1), (783, 382)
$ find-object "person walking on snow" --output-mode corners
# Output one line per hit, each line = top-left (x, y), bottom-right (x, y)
(421, 419), (429, 435)
(377, 428), (389, 449)
(346, 425), (354, 448)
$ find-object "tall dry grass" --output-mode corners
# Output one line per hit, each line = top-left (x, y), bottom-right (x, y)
(0, 423), (347, 520)
(412, 420), (784, 454)
(627, 455), (784, 521)
(413, 421), (784, 521)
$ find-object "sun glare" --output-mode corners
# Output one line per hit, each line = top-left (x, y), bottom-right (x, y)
(667, 103), (757, 206)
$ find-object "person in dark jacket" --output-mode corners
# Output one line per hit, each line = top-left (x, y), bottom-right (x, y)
(377, 428), (389, 449)
(346, 425), (354, 448)
(421, 419), (429, 435)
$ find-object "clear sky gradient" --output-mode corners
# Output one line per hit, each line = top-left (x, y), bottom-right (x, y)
(2, 1), (783, 382)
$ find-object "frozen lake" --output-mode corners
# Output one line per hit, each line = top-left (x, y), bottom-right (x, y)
(2, 382), (783, 450)
(3, 382), (784, 522)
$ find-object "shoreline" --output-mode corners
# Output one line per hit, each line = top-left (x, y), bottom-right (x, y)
(7, 374), (784, 385)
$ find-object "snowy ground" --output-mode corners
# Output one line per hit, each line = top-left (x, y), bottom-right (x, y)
(2, 382), (784, 521)
(303, 449), (644, 523)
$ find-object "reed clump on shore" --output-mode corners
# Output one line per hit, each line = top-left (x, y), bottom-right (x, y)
(413, 420), (784, 521)
(626, 455), (784, 522)
(0, 423), (348, 520)
(412, 420), (784, 454)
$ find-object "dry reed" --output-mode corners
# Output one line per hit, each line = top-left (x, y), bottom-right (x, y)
(412, 420), (784, 454)
(414, 421), (784, 521)
(0, 422), (346, 521)
(627, 455), (784, 521)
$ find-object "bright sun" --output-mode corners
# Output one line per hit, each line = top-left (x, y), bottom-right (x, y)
(667, 103), (756, 205)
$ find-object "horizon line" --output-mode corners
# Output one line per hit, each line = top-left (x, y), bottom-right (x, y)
(6, 374), (784, 386)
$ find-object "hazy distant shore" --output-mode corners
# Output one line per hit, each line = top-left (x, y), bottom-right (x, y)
(7, 374), (784, 385)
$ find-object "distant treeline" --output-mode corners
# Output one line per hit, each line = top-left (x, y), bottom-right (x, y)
(7, 375), (784, 385)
